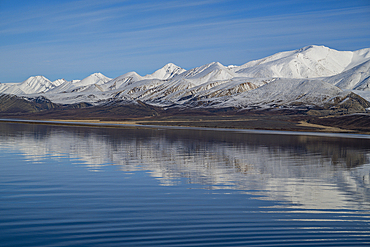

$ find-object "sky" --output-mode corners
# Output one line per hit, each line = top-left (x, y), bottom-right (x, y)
(1, 0), (370, 83)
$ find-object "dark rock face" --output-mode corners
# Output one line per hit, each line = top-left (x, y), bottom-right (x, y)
(339, 92), (370, 111)
(0, 94), (59, 113)
(307, 93), (370, 116)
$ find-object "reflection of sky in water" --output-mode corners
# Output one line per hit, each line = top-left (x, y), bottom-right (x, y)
(0, 122), (369, 210)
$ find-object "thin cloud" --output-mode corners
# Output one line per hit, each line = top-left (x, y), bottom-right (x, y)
(1, 0), (369, 82)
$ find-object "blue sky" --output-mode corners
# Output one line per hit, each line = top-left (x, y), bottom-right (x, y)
(1, 0), (369, 83)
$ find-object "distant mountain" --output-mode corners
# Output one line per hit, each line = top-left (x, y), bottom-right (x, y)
(144, 63), (186, 80)
(231, 45), (370, 78)
(47, 72), (112, 94)
(179, 62), (234, 84)
(0, 76), (61, 95)
(1, 45), (370, 116)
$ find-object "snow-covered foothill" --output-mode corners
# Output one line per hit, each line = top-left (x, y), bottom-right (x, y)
(325, 60), (370, 91)
(217, 78), (344, 109)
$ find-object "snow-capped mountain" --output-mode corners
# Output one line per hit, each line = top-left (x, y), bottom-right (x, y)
(179, 62), (235, 84)
(46, 72), (112, 94)
(144, 63), (186, 80)
(1, 45), (369, 112)
(231, 45), (370, 78)
(0, 76), (63, 95)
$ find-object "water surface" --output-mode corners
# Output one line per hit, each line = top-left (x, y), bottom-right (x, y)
(0, 122), (369, 246)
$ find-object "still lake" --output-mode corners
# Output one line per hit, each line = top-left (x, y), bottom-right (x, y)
(0, 121), (369, 246)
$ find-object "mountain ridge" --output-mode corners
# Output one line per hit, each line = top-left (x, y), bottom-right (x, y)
(1, 45), (370, 119)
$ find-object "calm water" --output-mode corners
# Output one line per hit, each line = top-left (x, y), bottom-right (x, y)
(0, 122), (369, 247)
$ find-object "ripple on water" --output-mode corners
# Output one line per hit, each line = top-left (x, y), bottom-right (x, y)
(0, 122), (369, 246)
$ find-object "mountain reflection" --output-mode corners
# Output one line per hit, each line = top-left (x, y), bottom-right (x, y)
(0, 122), (369, 210)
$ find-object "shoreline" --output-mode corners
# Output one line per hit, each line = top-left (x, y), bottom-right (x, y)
(1, 118), (370, 139)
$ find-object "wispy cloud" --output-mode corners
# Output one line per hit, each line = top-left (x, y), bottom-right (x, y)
(0, 0), (369, 82)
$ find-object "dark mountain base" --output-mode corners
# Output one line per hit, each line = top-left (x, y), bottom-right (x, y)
(0, 93), (369, 133)
(1, 86), (370, 133)
(0, 101), (162, 120)
(1, 104), (369, 133)
(309, 114), (370, 132)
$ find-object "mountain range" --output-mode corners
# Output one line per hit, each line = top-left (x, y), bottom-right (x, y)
(1, 45), (370, 117)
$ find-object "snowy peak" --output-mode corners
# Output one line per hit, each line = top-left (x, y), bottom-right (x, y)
(233, 45), (366, 78)
(18, 75), (57, 94)
(145, 63), (186, 80)
(180, 62), (235, 84)
(21, 75), (51, 87)
(185, 62), (224, 75)
(44, 73), (112, 94)
(296, 44), (325, 53)
(1, 45), (370, 110)
(102, 71), (143, 90)
(0, 75), (61, 95)
(64, 72), (112, 92)
(77, 72), (112, 87)
(112, 71), (143, 83)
